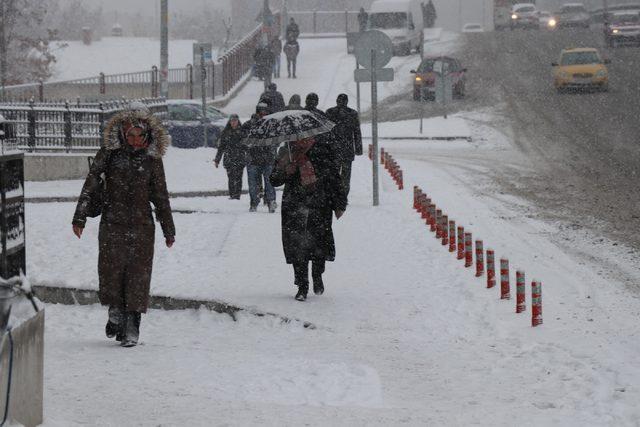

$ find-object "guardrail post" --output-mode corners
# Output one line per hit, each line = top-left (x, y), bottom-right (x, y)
(313, 10), (317, 33)
(151, 65), (158, 98)
(38, 79), (44, 102)
(99, 72), (106, 95)
(27, 99), (36, 152)
(187, 64), (193, 99)
(64, 100), (72, 153)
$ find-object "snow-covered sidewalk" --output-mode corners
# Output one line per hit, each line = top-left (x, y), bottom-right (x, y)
(29, 110), (640, 425)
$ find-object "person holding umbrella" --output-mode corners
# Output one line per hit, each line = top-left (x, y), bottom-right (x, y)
(245, 110), (347, 301)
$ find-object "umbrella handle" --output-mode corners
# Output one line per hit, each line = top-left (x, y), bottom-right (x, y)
(287, 142), (292, 162)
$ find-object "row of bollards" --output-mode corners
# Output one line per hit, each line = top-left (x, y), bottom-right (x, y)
(413, 185), (543, 327)
(369, 145), (403, 190)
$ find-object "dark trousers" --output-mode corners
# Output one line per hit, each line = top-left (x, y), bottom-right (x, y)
(287, 58), (297, 77)
(293, 260), (326, 286)
(340, 160), (353, 198)
(226, 166), (244, 199)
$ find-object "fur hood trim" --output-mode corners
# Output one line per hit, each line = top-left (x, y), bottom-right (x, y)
(103, 110), (169, 158)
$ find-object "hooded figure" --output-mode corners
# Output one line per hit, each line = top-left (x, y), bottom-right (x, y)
(72, 106), (175, 347)
(325, 94), (363, 198)
(270, 136), (347, 301)
(215, 114), (247, 199)
(286, 94), (303, 110)
(260, 82), (286, 113)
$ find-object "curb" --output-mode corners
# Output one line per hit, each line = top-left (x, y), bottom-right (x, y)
(32, 284), (318, 329)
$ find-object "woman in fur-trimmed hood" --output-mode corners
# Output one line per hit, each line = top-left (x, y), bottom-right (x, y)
(72, 104), (175, 347)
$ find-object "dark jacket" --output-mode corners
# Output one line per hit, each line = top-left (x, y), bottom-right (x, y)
(215, 125), (247, 169)
(270, 38), (283, 56)
(270, 142), (347, 264)
(283, 40), (300, 60)
(286, 22), (300, 40)
(325, 105), (363, 162)
(260, 89), (286, 113)
(242, 115), (276, 166)
(72, 110), (174, 313)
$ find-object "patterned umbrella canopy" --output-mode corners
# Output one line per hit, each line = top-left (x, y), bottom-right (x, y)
(244, 110), (335, 147)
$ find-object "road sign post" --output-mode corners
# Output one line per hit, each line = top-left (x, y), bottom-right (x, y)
(353, 30), (394, 207)
(200, 47), (208, 148)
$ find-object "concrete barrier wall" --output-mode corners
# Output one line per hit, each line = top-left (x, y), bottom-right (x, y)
(0, 310), (45, 427)
(25, 153), (95, 181)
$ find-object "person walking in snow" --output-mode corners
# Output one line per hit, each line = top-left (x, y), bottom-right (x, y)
(72, 103), (175, 348)
(283, 36), (300, 78)
(270, 35), (283, 79)
(286, 17), (300, 42)
(242, 103), (277, 212)
(286, 94), (304, 110)
(270, 136), (347, 301)
(357, 7), (368, 32)
(215, 114), (247, 200)
(305, 92), (326, 118)
(259, 82), (286, 113)
(325, 94), (363, 198)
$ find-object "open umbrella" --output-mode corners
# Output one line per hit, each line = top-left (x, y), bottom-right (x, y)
(244, 110), (335, 147)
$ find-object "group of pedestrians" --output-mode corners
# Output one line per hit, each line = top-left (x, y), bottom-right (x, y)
(71, 87), (362, 346)
(254, 18), (301, 81)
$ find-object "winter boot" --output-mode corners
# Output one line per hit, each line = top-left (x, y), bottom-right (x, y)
(120, 311), (141, 348)
(312, 275), (324, 295)
(105, 306), (123, 340)
(295, 283), (308, 302)
(268, 201), (277, 213)
(249, 204), (258, 212)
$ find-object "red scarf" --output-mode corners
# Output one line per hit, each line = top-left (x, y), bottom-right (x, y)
(290, 138), (317, 187)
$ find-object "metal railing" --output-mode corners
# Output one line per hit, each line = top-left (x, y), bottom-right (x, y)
(0, 98), (167, 153)
(287, 10), (360, 34)
(1, 14), (282, 104)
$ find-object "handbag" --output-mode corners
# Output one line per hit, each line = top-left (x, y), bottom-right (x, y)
(86, 155), (108, 218)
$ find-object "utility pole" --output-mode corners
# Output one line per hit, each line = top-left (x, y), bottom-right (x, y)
(160, 0), (169, 98)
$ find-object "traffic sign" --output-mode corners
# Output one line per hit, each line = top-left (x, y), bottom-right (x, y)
(354, 68), (394, 83)
(354, 30), (393, 69)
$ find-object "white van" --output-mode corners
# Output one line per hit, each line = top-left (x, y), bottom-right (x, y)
(367, 0), (424, 56)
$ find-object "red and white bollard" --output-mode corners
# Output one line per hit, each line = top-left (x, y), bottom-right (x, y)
(435, 209), (443, 238)
(429, 205), (437, 232)
(500, 258), (510, 299)
(448, 220), (456, 252)
(532, 280), (543, 326)
(413, 186), (419, 210)
(381, 147), (385, 165)
(420, 195), (428, 220)
(368, 144), (373, 160)
(516, 270), (526, 313)
(486, 249), (496, 288)
(457, 226), (465, 260)
(464, 232), (473, 268)
(475, 240), (484, 277)
(398, 169), (403, 190)
(441, 215), (449, 246)
(424, 198), (431, 225)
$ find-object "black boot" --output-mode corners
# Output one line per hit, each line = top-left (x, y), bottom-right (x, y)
(295, 283), (308, 302)
(120, 311), (141, 348)
(313, 275), (324, 295)
(105, 306), (123, 341)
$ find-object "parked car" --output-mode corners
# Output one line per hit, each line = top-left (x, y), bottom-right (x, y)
(557, 3), (591, 28)
(605, 11), (640, 47)
(410, 56), (467, 101)
(552, 48), (610, 93)
(510, 3), (540, 29)
(462, 23), (485, 33)
(164, 100), (228, 148)
(538, 11), (558, 29)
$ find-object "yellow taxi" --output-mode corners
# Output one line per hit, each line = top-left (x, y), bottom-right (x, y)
(552, 48), (610, 93)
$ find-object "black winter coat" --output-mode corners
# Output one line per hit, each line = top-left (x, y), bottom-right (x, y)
(270, 142), (347, 264)
(241, 116), (276, 166)
(215, 126), (247, 169)
(325, 105), (363, 162)
(260, 90), (286, 113)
